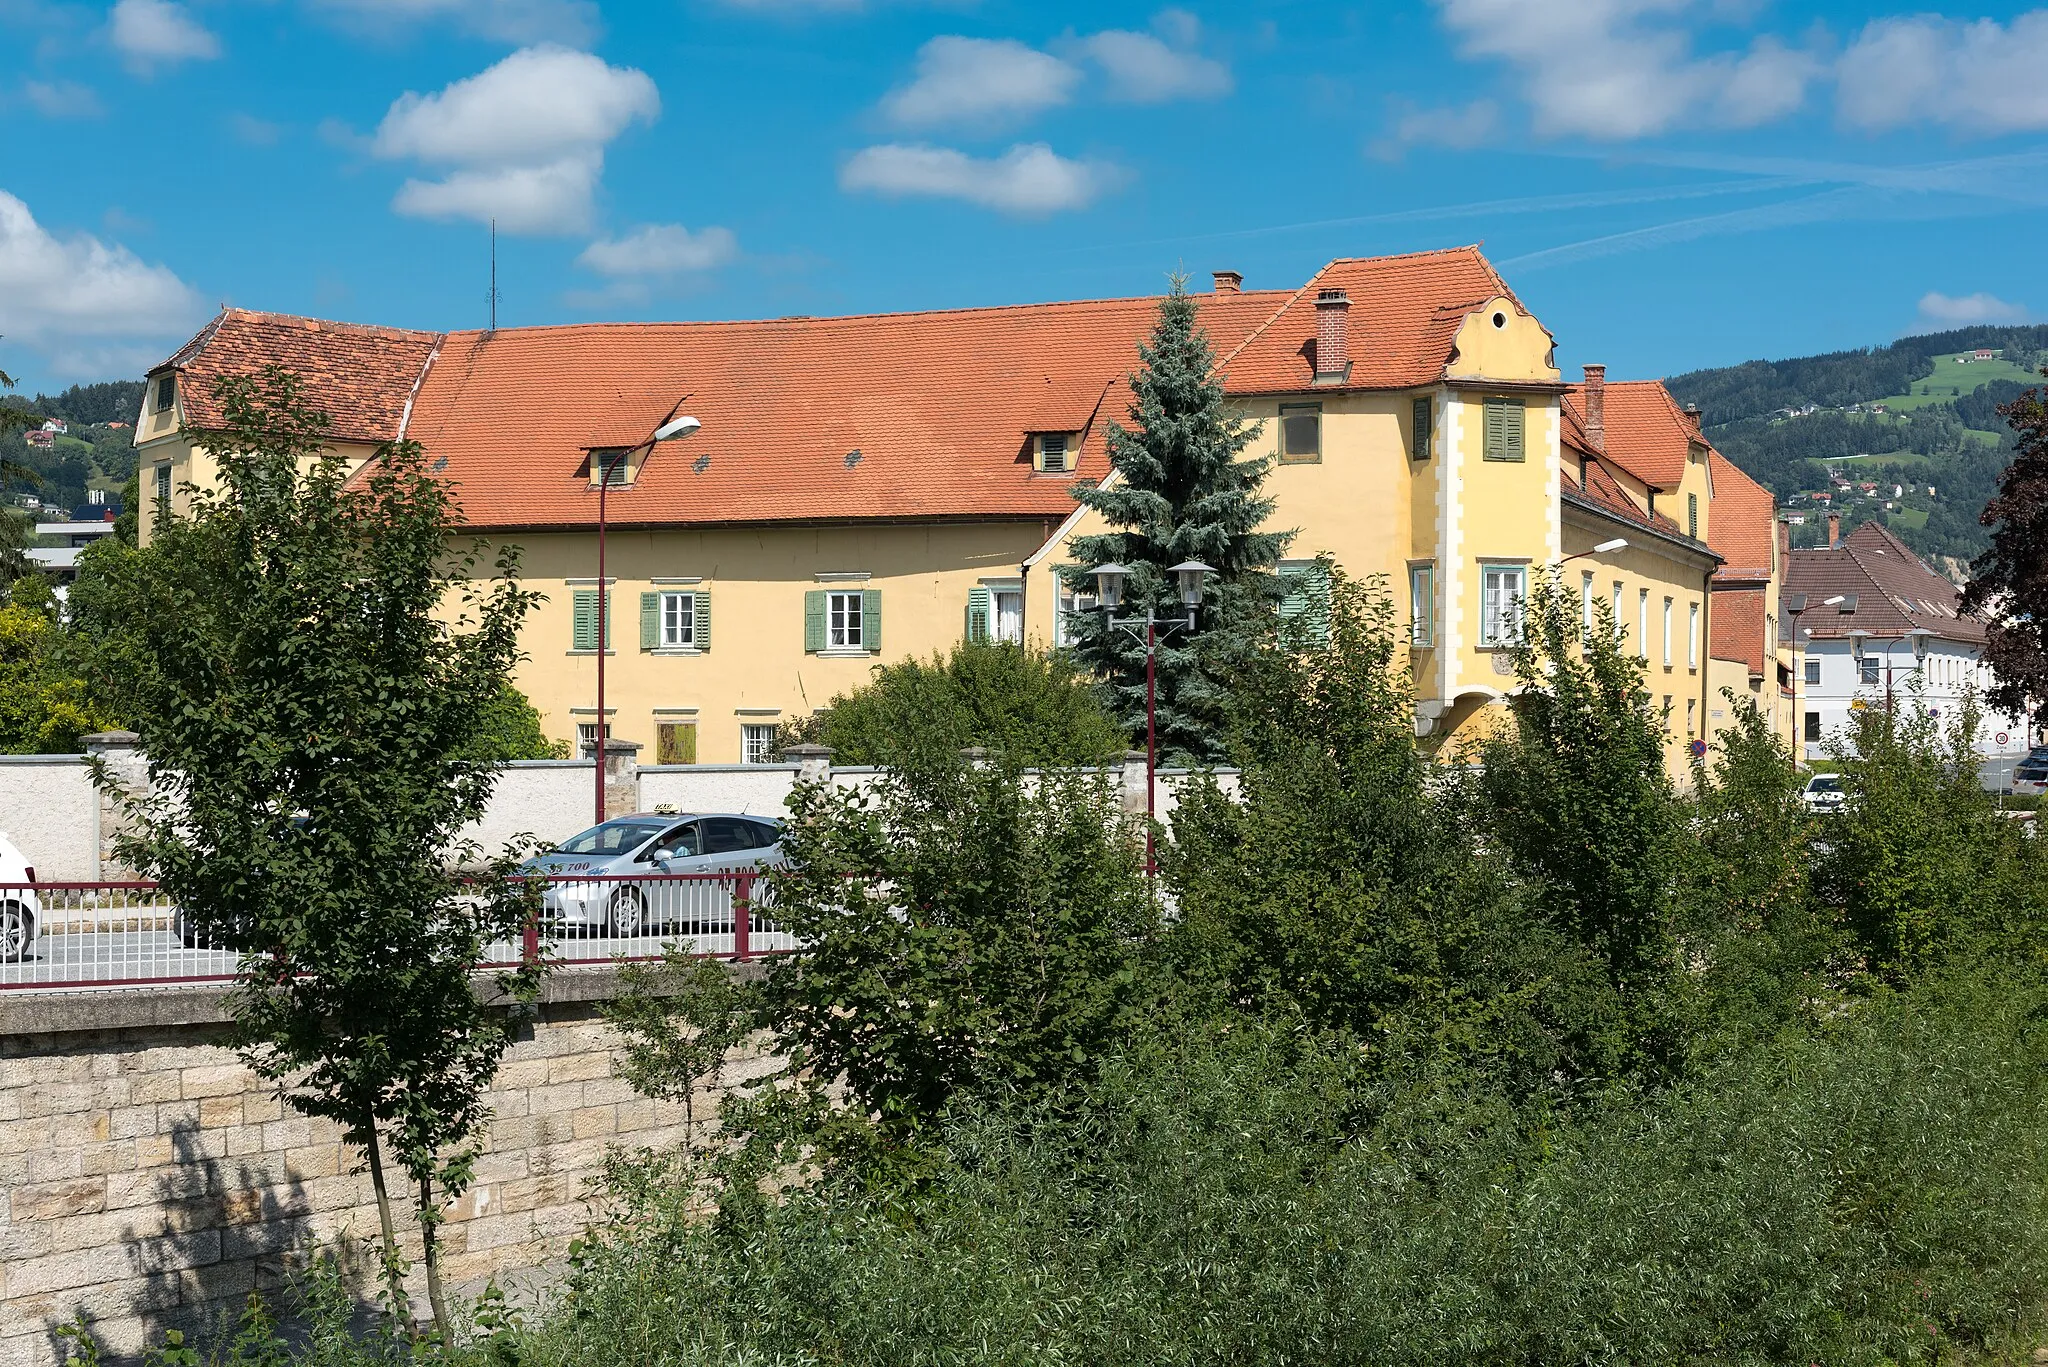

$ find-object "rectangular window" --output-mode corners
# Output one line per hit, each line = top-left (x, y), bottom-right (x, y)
(1278, 403), (1322, 463)
(1687, 492), (1699, 539)
(1409, 564), (1436, 647)
(1036, 434), (1071, 473)
(659, 591), (696, 648)
(1481, 564), (1527, 647)
(1612, 581), (1626, 642)
(828, 590), (864, 649)
(1687, 697), (1697, 734)
(1805, 658), (1821, 685)
(1662, 597), (1673, 667)
(1688, 602), (1700, 669)
(741, 724), (776, 765)
(655, 720), (697, 765)
(1860, 656), (1880, 685)
(591, 448), (632, 486)
(576, 722), (600, 756)
(153, 463), (171, 512)
(994, 589), (1023, 643)
(1637, 589), (1649, 658)
(1056, 585), (1097, 648)
(154, 373), (176, 413)
(1410, 396), (1433, 461)
(1804, 711), (1822, 742)
(1581, 572), (1595, 637)
(1483, 396), (1526, 462)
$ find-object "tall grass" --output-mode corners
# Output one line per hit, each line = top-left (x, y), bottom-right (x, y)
(521, 968), (2048, 1367)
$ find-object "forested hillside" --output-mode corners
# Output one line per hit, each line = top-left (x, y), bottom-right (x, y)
(0, 380), (146, 516)
(1667, 326), (2048, 568)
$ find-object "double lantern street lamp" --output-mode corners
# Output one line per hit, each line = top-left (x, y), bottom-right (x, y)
(1088, 558), (1214, 880)
(592, 412), (702, 824)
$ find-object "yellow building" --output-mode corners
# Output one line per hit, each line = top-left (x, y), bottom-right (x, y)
(135, 248), (1783, 771)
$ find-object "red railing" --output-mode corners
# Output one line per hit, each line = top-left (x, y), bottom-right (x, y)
(0, 871), (793, 995)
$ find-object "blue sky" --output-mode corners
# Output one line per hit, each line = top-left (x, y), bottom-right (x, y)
(3, 0), (2047, 393)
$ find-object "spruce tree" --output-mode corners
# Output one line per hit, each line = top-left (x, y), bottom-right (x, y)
(1062, 276), (1290, 765)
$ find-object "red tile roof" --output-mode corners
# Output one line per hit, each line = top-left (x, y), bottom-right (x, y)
(1563, 379), (1698, 491)
(159, 310), (443, 446)
(1706, 451), (1775, 582)
(1217, 246), (1525, 394)
(1785, 522), (1984, 644)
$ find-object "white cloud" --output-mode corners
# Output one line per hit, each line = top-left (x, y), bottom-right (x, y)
(1838, 13), (2048, 133)
(1075, 27), (1230, 103)
(1371, 99), (1498, 159)
(0, 189), (201, 378)
(22, 80), (103, 118)
(1916, 291), (2032, 327)
(229, 113), (283, 146)
(881, 37), (1080, 129)
(577, 224), (739, 276)
(371, 46), (659, 235)
(840, 142), (1114, 215)
(108, 0), (220, 71)
(1429, 0), (1818, 140)
(306, 0), (598, 46)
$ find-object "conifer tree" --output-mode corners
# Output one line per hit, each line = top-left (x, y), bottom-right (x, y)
(1061, 276), (1290, 765)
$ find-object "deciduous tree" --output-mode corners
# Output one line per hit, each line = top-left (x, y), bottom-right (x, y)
(1962, 369), (2048, 716)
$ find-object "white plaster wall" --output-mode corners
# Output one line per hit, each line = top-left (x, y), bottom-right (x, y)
(638, 765), (799, 818)
(0, 757), (99, 881)
(457, 761), (599, 859)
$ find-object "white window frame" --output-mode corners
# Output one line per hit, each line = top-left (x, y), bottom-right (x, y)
(1612, 581), (1625, 643)
(1805, 658), (1821, 686)
(1859, 655), (1880, 685)
(827, 590), (865, 650)
(1480, 563), (1527, 648)
(1055, 584), (1096, 647)
(1688, 601), (1700, 670)
(1637, 589), (1649, 659)
(1409, 563), (1436, 648)
(1037, 434), (1072, 473)
(741, 724), (777, 765)
(659, 590), (696, 649)
(1581, 572), (1595, 637)
(1662, 597), (1673, 667)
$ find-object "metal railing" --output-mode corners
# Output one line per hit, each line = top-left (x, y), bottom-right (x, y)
(0, 871), (794, 995)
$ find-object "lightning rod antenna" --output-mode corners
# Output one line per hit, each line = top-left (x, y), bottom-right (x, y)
(487, 219), (500, 335)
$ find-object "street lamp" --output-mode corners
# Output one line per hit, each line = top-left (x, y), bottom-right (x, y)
(1557, 536), (1628, 565)
(591, 412), (701, 823)
(1091, 559), (1213, 879)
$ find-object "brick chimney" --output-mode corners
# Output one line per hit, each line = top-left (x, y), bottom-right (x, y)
(1582, 363), (1606, 452)
(1212, 269), (1242, 294)
(1682, 402), (1703, 434)
(1828, 512), (1841, 548)
(1314, 288), (1350, 383)
(1777, 515), (1791, 568)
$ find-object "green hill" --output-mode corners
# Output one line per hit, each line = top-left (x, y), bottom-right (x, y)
(1665, 327), (2047, 568)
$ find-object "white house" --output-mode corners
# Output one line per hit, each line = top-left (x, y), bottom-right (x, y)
(1785, 520), (2021, 761)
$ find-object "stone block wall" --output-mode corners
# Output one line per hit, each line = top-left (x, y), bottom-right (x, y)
(0, 984), (768, 1367)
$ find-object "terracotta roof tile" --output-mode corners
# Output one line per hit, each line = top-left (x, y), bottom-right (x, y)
(1785, 522), (1984, 643)
(163, 309), (443, 445)
(1572, 454), (1686, 537)
(1706, 450), (1775, 582)
(1218, 246), (1519, 394)
(1563, 379), (1696, 491)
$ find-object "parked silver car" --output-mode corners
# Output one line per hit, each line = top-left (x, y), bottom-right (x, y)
(523, 812), (786, 936)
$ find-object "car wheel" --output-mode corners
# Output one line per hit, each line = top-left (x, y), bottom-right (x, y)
(608, 887), (648, 937)
(0, 901), (34, 963)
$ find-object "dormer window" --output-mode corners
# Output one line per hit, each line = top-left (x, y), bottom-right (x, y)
(1035, 434), (1073, 474)
(588, 447), (637, 487)
(154, 373), (176, 413)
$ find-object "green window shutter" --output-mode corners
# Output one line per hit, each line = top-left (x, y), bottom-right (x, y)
(863, 589), (882, 652)
(1503, 398), (1525, 461)
(640, 592), (660, 650)
(804, 590), (827, 652)
(695, 591), (711, 652)
(1411, 396), (1432, 461)
(1482, 399), (1503, 460)
(572, 589), (596, 651)
(1306, 562), (1332, 643)
(967, 585), (991, 642)
(1688, 493), (1699, 539)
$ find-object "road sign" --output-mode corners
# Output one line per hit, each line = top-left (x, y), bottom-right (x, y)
(1998, 731), (2011, 746)
(1688, 739), (1708, 758)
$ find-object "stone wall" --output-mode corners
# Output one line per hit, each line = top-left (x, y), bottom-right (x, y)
(0, 758), (100, 883)
(0, 976), (767, 1367)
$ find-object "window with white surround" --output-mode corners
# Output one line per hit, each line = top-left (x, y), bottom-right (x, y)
(1612, 582), (1625, 641)
(1805, 658), (1821, 685)
(577, 722), (600, 755)
(1480, 564), (1527, 647)
(995, 589), (1023, 643)
(154, 373), (176, 413)
(1687, 697), (1696, 733)
(1409, 563), (1436, 647)
(1688, 602), (1699, 669)
(1036, 434), (1072, 473)
(742, 724), (776, 765)
(1860, 656), (1879, 685)
(1581, 572), (1595, 636)
(1638, 589), (1649, 659)
(1055, 584), (1096, 647)
(1662, 597), (1673, 667)
(828, 590), (864, 649)
(154, 463), (171, 512)
(660, 591), (696, 648)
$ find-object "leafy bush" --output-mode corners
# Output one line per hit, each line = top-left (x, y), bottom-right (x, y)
(780, 639), (1127, 766)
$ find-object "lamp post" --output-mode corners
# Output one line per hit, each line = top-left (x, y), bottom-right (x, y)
(1787, 594), (1844, 751)
(1091, 559), (1213, 880)
(592, 413), (700, 823)
(1555, 536), (1628, 566)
